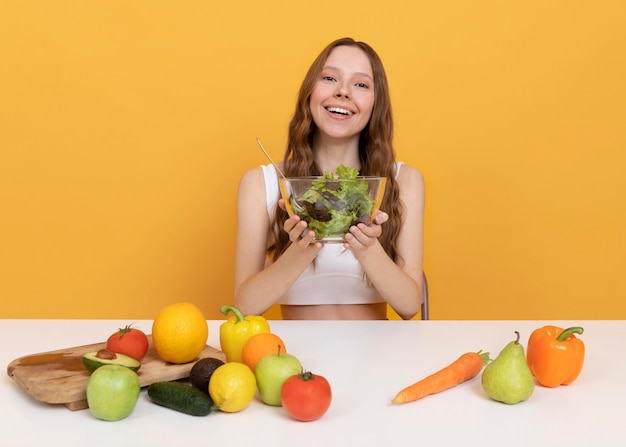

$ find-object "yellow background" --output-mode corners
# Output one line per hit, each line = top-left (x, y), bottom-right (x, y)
(2, 1), (625, 320)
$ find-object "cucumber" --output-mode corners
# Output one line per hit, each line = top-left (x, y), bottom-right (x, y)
(148, 381), (217, 416)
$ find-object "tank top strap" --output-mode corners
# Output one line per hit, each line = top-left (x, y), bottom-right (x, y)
(260, 164), (280, 219)
(395, 161), (404, 180)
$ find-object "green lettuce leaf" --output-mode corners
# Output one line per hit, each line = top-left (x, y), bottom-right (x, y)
(290, 164), (376, 239)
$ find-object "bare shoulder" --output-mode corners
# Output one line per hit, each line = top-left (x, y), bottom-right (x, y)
(236, 166), (271, 239)
(397, 164), (425, 203)
(236, 166), (268, 217)
(239, 166), (265, 190)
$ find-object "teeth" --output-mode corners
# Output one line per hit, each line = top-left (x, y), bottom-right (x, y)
(327, 107), (351, 116)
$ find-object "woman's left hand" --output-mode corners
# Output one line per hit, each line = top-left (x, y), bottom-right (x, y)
(343, 210), (388, 250)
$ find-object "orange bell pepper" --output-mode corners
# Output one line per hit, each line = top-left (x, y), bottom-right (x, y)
(526, 326), (585, 388)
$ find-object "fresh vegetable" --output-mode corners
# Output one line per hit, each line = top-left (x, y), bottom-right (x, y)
(281, 371), (332, 421)
(219, 305), (270, 363)
(106, 324), (149, 361)
(83, 349), (141, 373)
(148, 381), (217, 416)
(526, 325), (585, 387)
(392, 350), (491, 404)
(288, 165), (382, 239)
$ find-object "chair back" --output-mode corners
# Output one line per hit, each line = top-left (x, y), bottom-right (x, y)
(421, 272), (429, 320)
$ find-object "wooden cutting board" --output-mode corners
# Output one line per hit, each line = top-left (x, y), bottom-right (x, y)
(7, 335), (226, 411)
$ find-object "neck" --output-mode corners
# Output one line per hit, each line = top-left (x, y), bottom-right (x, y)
(312, 134), (361, 173)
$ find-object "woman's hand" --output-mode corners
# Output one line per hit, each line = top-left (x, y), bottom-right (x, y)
(284, 214), (318, 247)
(343, 210), (388, 251)
(279, 199), (322, 249)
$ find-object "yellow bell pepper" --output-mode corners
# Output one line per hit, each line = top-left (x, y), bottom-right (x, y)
(219, 305), (270, 363)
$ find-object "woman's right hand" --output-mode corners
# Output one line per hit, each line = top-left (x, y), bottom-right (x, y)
(284, 214), (319, 247)
(279, 198), (323, 250)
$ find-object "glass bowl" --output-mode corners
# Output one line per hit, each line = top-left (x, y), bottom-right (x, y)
(279, 176), (387, 243)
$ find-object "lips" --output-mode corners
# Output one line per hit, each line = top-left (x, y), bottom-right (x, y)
(325, 106), (353, 116)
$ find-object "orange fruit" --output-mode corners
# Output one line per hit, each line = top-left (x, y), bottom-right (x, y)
(151, 302), (208, 364)
(241, 332), (287, 373)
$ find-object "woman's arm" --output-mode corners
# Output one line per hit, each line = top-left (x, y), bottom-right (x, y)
(344, 165), (425, 319)
(233, 167), (322, 315)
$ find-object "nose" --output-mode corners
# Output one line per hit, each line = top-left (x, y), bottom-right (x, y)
(335, 86), (350, 99)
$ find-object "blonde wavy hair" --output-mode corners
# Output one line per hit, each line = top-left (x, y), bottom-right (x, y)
(268, 37), (404, 265)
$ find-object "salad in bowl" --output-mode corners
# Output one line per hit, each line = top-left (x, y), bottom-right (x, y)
(279, 165), (387, 243)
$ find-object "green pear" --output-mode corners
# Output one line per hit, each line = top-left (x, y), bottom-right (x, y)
(481, 331), (535, 404)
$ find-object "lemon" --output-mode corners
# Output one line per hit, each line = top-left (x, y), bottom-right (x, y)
(209, 362), (256, 413)
(152, 302), (208, 364)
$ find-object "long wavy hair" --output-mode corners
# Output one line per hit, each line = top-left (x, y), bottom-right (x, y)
(268, 37), (405, 265)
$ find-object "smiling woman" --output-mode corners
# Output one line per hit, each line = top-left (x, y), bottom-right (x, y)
(309, 45), (376, 143)
(3, 2), (624, 322)
(233, 37), (426, 321)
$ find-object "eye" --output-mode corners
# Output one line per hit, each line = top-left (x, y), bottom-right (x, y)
(322, 75), (336, 82)
(355, 82), (369, 89)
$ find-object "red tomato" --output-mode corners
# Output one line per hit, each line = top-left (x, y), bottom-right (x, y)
(105, 324), (149, 361)
(281, 371), (332, 422)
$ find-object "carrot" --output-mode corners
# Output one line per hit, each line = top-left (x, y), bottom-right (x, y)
(391, 350), (491, 404)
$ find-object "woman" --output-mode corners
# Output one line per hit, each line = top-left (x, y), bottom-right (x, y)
(234, 37), (425, 320)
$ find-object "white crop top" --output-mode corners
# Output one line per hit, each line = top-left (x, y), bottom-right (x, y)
(261, 162), (403, 306)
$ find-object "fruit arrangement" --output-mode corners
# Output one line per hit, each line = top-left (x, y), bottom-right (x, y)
(76, 305), (585, 421)
(215, 306), (331, 419)
(82, 323), (151, 420)
(391, 325), (586, 407)
(81, 302), (212, 421)
(80, 302), (332, 422)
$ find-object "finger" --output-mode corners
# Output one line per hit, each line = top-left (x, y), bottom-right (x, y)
(297, 229), (317, 246)
(345, 224), (375, 248)
(357, 222), (382, 239)
(343, 230), (371, 252)
(288, 220), (310, 243)
(283, 215), (302, 233)
(373, 210), (389, 225)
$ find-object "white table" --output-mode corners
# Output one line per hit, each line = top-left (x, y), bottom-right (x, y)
(2, 319), (624, 446)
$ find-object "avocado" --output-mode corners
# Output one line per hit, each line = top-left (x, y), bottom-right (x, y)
(83, 349), (141, 373)
(189, 357), (225, 394)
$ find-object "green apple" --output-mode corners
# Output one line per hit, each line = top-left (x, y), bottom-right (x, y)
(255, 350), (302, 406)
(86, 364), (140, 421)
